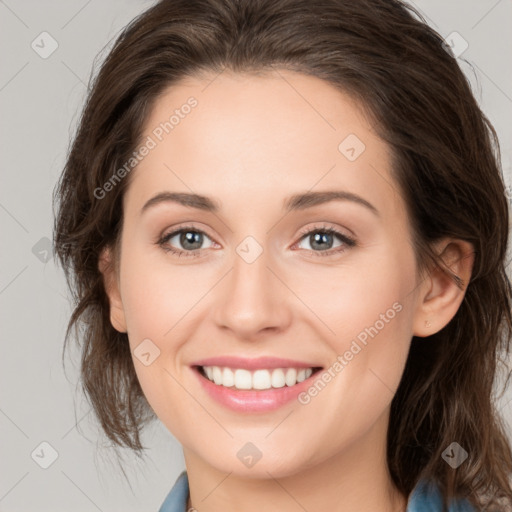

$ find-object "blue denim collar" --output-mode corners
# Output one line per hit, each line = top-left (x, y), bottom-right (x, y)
(159, 471), (475, 512)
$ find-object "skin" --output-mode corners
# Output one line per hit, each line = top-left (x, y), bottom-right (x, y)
(99, 69), (474, 512)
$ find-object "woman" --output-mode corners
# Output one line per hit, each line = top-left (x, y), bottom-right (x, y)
(53, 0), (512, 510)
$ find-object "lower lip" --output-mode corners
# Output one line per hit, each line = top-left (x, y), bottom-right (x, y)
(192, 367), (321, 413)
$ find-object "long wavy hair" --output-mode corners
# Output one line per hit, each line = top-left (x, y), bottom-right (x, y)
(53, 0), (512, 509)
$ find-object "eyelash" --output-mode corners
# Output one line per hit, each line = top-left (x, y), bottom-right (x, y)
(156, 223), (357, 259)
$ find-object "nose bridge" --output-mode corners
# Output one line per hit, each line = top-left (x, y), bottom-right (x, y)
(212, 233), (291, 337)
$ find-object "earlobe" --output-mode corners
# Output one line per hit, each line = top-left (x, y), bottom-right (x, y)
(98, 246), (127, 333)
(412, 239), (474, 338)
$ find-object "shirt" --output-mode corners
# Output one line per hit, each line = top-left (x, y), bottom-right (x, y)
(158, 470), (476, 512)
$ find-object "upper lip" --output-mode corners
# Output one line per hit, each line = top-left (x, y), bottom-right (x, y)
(191, 356), (323, 371)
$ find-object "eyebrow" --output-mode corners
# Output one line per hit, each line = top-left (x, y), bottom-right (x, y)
(140, 190), (379, 216)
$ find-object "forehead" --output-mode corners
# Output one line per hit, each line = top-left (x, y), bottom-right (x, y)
(124, 69), (402, 220)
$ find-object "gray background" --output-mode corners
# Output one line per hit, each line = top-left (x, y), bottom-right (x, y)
(1, 0), (511, 510)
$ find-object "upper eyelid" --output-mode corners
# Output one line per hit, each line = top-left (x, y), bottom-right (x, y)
(161, 225), (216, 243)
(297, 222), (354, 238)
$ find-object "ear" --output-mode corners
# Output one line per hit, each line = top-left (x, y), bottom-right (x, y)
(412, 238), (474, 337)
(98, 246), (127, 333)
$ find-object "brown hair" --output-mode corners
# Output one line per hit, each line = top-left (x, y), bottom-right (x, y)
(53, 0), (512, 509)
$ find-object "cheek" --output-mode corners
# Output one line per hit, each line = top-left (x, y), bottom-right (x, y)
(292, 245), (416, 343)
(117, 245), (219, 410)
(119, 246), (209, 343)
(118, 247), (201, 433)
(291, 258), (415, 448)
(296, 246), (416, 402)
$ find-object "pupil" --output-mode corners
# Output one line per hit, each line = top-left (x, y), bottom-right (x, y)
(311, 232), (332, 251)
(181, 231), (202, 250)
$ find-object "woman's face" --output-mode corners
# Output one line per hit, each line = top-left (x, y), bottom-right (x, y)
(106, 69), (428, 478)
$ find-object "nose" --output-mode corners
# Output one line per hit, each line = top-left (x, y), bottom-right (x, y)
(212, 239), (292, 340)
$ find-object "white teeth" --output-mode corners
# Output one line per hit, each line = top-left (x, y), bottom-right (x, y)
(212, 366), (223, 385)
(234, 369), (252, 389)
(252, 369), (271, 390)
(285, 368), (297, 386)
(271, 368), (286, 388)
(201, 366), (316, 389)
(222, 367), (235, 387)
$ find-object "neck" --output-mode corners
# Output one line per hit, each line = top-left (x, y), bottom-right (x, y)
(183, 410), (408, 512)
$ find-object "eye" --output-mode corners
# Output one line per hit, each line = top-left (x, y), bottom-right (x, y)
(157, 225), (216, 258)
(156, 223), (356, 259)
(294, 224), (356, 257)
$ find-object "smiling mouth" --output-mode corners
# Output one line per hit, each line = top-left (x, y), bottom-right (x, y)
(194, 365), (323, 391)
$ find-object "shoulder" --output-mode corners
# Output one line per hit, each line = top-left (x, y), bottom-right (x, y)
(407, 479), (476, 512)
(157, 472), (477, 512)
(158, 470), (189, 512)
